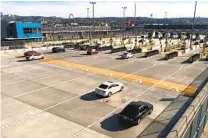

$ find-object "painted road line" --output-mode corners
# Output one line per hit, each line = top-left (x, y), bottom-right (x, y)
(68, 64), (189, 138)
(1, 52), (157, 102)
(0, 59), (160, 129)
(1, 58), (185, 130)
(1, 52), (116, 86)
(43, 57), (197, 95)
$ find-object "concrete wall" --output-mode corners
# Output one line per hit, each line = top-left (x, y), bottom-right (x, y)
(167, 81), (208, 138)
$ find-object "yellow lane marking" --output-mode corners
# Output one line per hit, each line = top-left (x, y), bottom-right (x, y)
(6, 52), (24, 57)
(43, 57), (197, 95)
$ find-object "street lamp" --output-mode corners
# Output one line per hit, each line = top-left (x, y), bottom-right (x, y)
(190, 1), (197, 50)
(122, 6), (127, 39)
(89, 2), (96, 43)
(165, 11), (168, 52)
(90, 2), (96, 26)
(134, 2), (137, 48)
(87, 8), (89, 18)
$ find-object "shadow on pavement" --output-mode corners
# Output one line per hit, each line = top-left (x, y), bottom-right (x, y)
(137, 55), (146, 58)
(80, 91), (103, 101)
(105, 51), (113, 54)
(115, 57), (125, 60)
(160, 98), (175, 102)
(181, 60), (191, 64)
(17, 59), (28, 62)
(80, 53), (89, 55)
(157, 58), (165, 61)
(101, 114), (132, 132)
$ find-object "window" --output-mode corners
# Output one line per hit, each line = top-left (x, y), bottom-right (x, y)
(23, 28), (41, 34)
(32, 28), (37, 33)
(99, 84), (108, 89)
(37, 28), (41, 33)
(24, 28), (30, 34)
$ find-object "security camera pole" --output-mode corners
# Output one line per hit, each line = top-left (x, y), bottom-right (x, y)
(190, 1), (197, 50)
(122, 6), (127, 39)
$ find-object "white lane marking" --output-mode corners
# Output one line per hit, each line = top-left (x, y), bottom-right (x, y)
(1, 50), (119, 85)
(68, 64), (193, 138)
(1, 52), (159, 102)
(0, 57), (185, 129)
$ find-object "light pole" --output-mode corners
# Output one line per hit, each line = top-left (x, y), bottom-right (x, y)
(90, 2), (96, 43)
(90, 2), (96, 26)
(165, 11), (168, 52)
(190, 1), (197, 50)
(87, 8), (89, 18)
(122, 6), (127, 39)
(134, 2), (137, 48)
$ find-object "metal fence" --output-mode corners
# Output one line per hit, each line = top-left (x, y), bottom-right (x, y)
(167, 80), (208, 138)
(182, 91), (208, 138)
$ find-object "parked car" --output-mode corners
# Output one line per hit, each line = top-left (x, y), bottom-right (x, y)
(52, 47), (65, 53)
(121, 52), (134, 59)
(95, 81), (124, 97)
(119, 101), (153, 125)
(87, 49), (98, 55)
(24, 51), (44, 61)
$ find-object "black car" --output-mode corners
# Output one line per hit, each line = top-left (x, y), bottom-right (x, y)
(119, 101), (153, 125)
(52, 47), (65, 53)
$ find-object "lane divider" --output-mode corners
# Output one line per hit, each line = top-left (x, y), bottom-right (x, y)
(43, 57), (197, 95)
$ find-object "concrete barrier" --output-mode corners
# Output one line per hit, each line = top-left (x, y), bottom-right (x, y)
(167, 82), (208, 138)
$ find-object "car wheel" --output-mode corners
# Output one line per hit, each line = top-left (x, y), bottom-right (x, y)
(149, 108), (153, 115)
(63, 49), (65, 52)
(120, 86), (124, 91)
(41, 56), (44, 59)
(31, 58), (34, 61)
(108, 92), (112, 97)
(137, 119), (141, 125)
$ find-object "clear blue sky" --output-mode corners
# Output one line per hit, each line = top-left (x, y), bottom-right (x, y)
(1, 1), (208, 18)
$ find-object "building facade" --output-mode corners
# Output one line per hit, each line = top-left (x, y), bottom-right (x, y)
(1, 22), (43, 40)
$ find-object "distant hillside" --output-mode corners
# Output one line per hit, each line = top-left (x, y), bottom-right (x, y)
(1, 14), (208, 26)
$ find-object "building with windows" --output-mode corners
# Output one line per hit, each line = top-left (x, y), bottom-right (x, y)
(1, 21), (43, 40)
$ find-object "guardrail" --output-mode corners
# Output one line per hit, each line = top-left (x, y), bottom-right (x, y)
(167, 81), (208, 138)
(167, 68), (208, 138)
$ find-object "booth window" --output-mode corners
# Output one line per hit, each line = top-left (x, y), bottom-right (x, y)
(24, 28), (41, 34)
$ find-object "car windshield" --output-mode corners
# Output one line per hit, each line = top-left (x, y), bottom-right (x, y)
(120, 104), (140, 118)
(99, 84), (109, 89)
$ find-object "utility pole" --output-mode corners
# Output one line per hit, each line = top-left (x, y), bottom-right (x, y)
(190, 1), (197, 50)
(134, 2), (137, 48)
(90, 2), (96, 43)
(122, 7), (127, 39)
(165, 11), (168, 52)
(87, 8), (89, 18)
(90, 2), (96, 26)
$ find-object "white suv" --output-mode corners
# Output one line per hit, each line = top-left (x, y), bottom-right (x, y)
(95, 81), (124, 97)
